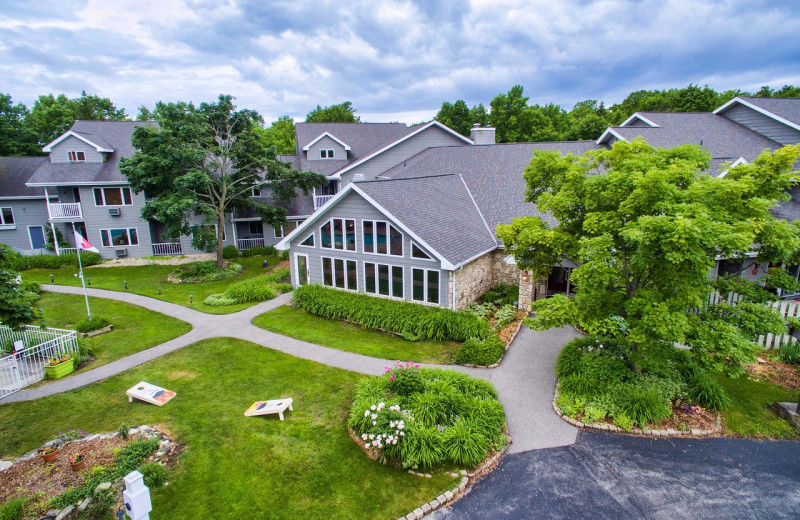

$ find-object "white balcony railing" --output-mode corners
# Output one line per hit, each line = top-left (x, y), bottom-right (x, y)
(58, 248), (77, 256)
(152, 243), (183, 256)
(314, 195), (334, 210)
(237, 238), (265, 251)
(49, 202), (82, 219)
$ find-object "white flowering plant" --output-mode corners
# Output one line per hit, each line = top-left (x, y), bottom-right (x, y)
(356, 402), (410, 462)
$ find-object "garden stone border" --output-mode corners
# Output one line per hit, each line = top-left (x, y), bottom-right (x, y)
(395, 440), (511, 520)
(81, 324), (114, 338)
(552, 389), (722, 437)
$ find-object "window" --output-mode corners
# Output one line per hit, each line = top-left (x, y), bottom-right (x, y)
(251, 187), (262, 197)
(320, 149), (335, 159)
(100, 228), (139, 247)
(412, 268), (439, 304)
(320, 218), (356, 251)
(0, 207), (14, 226)
(67, 151), (86, 162)
(322, 257), (357, 290)
(300, 233), (315, 247)
(274, 221), (299, 238)
(365, 262), (403, 298)
(411, 243), (432, 260)
(363, 220), (402, 256)
(93, 187), (133, 206)
(248, 221), (263, 236)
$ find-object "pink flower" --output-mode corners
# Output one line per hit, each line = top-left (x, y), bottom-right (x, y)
(390, 376), (394, 381)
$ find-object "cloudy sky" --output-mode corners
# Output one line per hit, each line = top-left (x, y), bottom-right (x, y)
(1, 0), (798, 123)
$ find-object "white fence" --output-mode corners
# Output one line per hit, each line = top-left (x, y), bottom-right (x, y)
(152, 242), (183, 256)
(49, 202), (83, 219)
(237, 238), (265, 250)
(58, 248), (78, 256)
(0, 325), (79, 399)
(703, 291), (800, 349)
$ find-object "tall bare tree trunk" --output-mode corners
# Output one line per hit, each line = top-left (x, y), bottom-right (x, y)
(217, 211), (226, 268)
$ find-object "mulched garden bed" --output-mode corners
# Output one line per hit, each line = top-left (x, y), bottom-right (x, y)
(747, 357), (800, 391)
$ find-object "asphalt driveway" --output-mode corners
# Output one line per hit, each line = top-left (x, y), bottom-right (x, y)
(431, 431), (800, 519)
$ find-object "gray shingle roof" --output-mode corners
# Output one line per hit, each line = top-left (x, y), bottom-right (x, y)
(740, 97), (800, 126)
(611, 112), (781, 167)
(27, 120), (155, 186)
(356, 174), (498, 267)
(0, 156), (48, 197)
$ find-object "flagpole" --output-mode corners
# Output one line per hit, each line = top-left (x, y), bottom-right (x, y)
(72, 223), (92, 320)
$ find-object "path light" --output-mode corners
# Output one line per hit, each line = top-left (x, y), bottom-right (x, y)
(158, 286), (162, 295)
(87, 278), (91, 286)
(124, 280), (128, 290)
(49, 274), (54, 283)
(190, 295), (193, 304)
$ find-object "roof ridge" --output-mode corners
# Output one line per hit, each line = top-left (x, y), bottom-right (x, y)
(358, 173), (457, 184)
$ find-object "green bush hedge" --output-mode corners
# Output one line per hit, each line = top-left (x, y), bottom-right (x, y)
(173, 261), (242, 282)
(348, 365), (505, 469)
(75, 316), (111, 333)
(0, 251), (102, 271)
(481, 284), (519, 306)
(224, 276), (277, 303)
(454, 336), (506, 366)
(240, 245), (278, 258)
(293, 284), (492, 342)
(222, 245), (240, 259)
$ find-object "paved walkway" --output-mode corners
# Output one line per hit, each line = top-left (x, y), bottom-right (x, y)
(2, 285), (580, 452)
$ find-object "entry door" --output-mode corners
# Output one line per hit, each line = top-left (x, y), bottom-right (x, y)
(296, 254), (309, 286)
(28, 226), (45, 249)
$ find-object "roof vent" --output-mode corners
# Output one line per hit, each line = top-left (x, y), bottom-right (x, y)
(470, 125), (496, 145)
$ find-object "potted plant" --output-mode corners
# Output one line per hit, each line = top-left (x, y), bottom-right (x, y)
(44, 354), (74, 380)
(40, 445), (59, 462)
(69, 453), (85, 471)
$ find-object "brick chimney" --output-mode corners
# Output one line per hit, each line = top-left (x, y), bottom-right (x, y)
(470, 123), (495, 145)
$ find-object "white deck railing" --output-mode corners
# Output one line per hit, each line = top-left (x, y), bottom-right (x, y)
(314, 195), (334, 210)
(49, 202), (82, 219)
(0, 325), (79, 399)
(58, 248), (78, 256)
(237, 238), (265, 250)
(152, 242), (183, 256)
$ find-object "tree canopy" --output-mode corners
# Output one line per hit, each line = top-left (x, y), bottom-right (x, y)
(120, 95), (325, 267)
(258, 115), (297, 154)
(497, 140), (800, 375)
(0, 246), (40, 330)
(305, 101), (360, 123)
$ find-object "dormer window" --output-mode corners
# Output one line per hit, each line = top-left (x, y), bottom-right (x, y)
(320, 149), (335, 159)
(251, 187), (262, 197)
(67, 151), (86, 162)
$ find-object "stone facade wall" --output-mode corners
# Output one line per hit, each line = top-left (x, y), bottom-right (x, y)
(452, 253), (495, 310)
(491, 249), (520, 285)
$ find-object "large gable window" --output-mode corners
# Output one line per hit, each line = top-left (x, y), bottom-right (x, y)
(94, 187), (133, 206)
(412, 268), (439, 305)
(363, 220), (402, 256)
(320, 149), (335, 159)
(320, 218), (356, 251)
(100, 228), (139, 247)
(322, 257), (357, 291)
(67, 151), (86, 162)
(365, 262), (403, 299)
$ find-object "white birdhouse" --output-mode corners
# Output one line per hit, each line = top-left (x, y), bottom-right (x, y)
(123, 470), (152, 520)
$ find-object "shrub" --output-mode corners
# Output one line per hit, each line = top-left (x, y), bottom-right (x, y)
(493, 304), (518, 330)
(240, 246), (268, 257)
(482, 284), (519, 305)
(559, 372), (598, 397)
(139, 462), (168, 488)
(465, 302), (496, 320)
(293, 284), (492, 342)
(273, 283), (293, 294)
(280, 249), (289, 261)
(613, 414), (633, 431)
(223, 276), (277, 303)
(74, 316), (111, 333)
(386, 361), (425, 396)
(613, 383), (672, 427)
(1, 252), (102, 271)
(687, 371), (730, 411)
(19, 280), (40, 295)
(779, 341), (800, 364)
(222, 245), (239, 259)
(264, 267), (290, 284)
(0, 497), (26, 520)
(174, 261), (241, 282)
(204, 293), (238, 306)
(401, 423), (444, 469)
(454, 336), (505, 366)
(442, 420), (488, 467)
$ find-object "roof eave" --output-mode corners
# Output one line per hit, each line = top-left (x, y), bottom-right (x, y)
(713, 97), (800, 133)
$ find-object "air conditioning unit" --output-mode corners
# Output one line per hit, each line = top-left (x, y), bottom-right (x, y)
(115, 248), (128, 258)
(108, 208), (121, 216)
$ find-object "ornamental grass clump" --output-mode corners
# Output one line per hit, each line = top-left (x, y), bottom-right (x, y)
(349, 362), (506, 469)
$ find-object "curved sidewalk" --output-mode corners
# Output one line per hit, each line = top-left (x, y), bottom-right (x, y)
(2, 285), (579, 452)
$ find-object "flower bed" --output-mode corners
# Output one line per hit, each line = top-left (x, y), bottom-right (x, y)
(348, 362), (507, 469)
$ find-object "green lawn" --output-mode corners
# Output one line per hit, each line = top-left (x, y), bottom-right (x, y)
(253, 305), (461, 364)
(718, 374), (800, 440)
(20, 255), (283, 314)
(0, 338), (458, 519)
(36, 292), (191, 370)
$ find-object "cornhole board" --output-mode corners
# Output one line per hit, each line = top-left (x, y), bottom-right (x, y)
(126, 381), (176, 406)
(244, 398), (293, 420)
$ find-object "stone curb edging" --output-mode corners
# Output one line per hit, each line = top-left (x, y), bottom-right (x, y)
(552, 389), (723, 438)
(81, 324), (114, 338)
(460, 317), (526, 370)
(396, 441), (510, 520)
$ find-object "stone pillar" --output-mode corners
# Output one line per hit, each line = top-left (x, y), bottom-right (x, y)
(518, 271), (535, 311)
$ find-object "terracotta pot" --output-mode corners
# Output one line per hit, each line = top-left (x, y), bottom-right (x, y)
(70, 456), (85, 471)
(40, 447), (59, 463)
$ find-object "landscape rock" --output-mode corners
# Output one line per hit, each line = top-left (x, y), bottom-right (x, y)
(77, 497), (92, 512)
(0, 460), (12, 471)
(55, 505), (75, 520)
(95, 482), (112, 493)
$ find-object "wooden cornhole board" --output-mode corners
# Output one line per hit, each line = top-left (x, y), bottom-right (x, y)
(126, 381), (176, 406)
(244, 398), (293, 420)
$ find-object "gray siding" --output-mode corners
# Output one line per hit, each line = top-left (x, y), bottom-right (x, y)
(287, 191), (450, 306)
(625, 118), (651, 127)
(722, 104), (800, 145)
(78, 186), (153, 259)
(0, 199), (51, 252)
(340, 126), (468, 185)
(306, 135), (347, 161)
(49, 135), (105, 163)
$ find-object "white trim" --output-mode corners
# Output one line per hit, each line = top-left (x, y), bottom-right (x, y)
(27, 181), (129, 187)
(275, 186), (355, 249)
(0, 195), (55, 200)
(619, 113), (660, 128)
(0, 205), (15, 226)
(327, 121), (473, 180)
(717, 157), (748, 178)
(298, 232), (315, 248)
(42, 130), (114, 153)
(93, 187), (133, 206)
(713, 97), (800, 132)
(27, 225), (45, 249)
(295, 253), (310, 286)
(596, 128), (627, 145)
(411, 242), (434, 261)
(67, 150), (86, 162)
(99, 227), (140, 248)
(319, 217), (357, 252)
(411, 267), (440, 305)
(302, 132), (351, 151)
